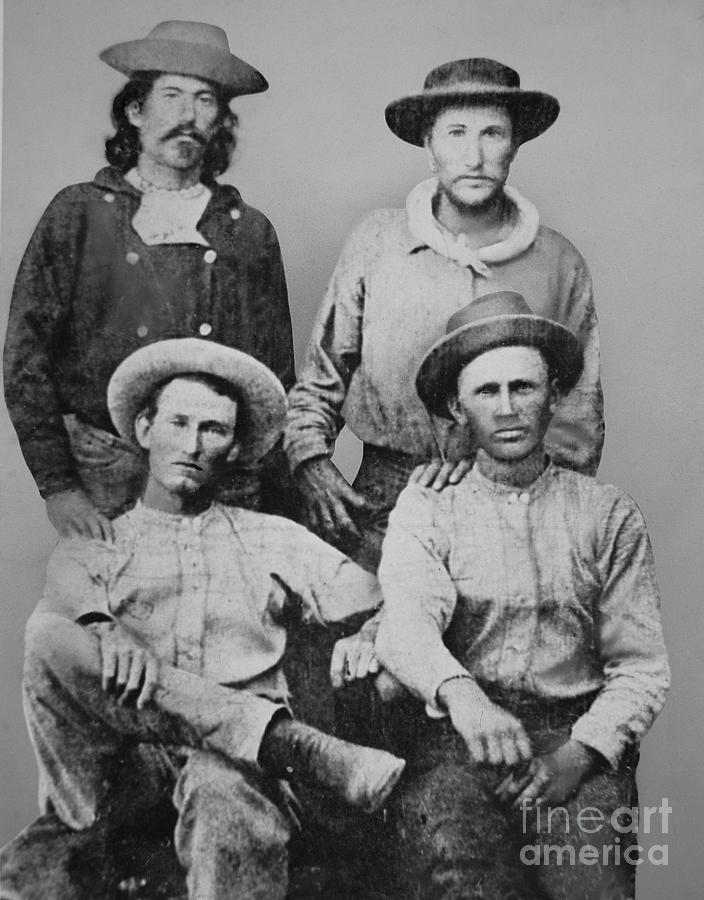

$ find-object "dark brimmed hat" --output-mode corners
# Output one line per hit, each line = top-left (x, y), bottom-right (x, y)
(386, 58), (559, 147)
(100, 21), (268, 99)
(416, 292), (583, 419)
(107, 339), (286, 465)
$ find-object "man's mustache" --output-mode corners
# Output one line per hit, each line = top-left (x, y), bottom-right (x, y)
(161, 128), (208, 145)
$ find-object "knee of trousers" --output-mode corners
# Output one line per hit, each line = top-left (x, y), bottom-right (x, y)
(174, 751), (291, 853)
(23, 612), (99, 689)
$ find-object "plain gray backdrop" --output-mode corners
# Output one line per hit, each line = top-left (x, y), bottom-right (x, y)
(1, 1), (702, 897)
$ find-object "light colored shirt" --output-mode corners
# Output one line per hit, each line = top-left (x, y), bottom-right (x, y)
(40, 501), (380, 701)
(284, 183), (603, 475)
(375, 463), (670, 767)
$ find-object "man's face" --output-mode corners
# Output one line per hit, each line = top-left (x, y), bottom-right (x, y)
(126, 74), (221, 173)
(449, 346), (557, 462)
(135, 377), (238, 508)
(426, 105), (516, 211)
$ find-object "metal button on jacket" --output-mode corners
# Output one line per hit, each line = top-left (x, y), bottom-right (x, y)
(126, 251), (140, 266)
(199, 323), (213, 337)
(137, 325), (149, 338)
(103, 193), (115, 203)
(203, 249), (217, 264)
(230, 208), (241, 220)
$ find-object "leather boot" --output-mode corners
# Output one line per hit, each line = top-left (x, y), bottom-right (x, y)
(260, 718), (405, 814)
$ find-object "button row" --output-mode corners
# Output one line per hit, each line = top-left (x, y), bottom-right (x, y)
(136, 323), (213, 339)
(125, 250), (218, 265)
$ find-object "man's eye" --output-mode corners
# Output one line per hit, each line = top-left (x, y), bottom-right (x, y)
(199, 95), (216, 105)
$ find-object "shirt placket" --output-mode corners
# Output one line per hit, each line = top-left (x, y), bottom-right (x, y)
(173, 518), (208, 674)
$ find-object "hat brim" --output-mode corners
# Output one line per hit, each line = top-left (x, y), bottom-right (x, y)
(107, 339), (286, 465)
(100, 39), (268, 98)
(385, 88), (559, 146)
(416, 315), (583, 418)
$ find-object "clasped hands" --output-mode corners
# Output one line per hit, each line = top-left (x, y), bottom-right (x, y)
(438, 678), (599, 809)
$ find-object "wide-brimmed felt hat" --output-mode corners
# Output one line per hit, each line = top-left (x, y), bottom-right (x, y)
(386, 58), (559, 147)
(107, 338), (286, 465)
(416, 291), (583, 419)
(100, 21), (268, 99)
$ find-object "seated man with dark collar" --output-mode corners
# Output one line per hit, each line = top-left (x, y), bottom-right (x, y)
(4, 338), (404, 900)
(375, 292), (670, 900)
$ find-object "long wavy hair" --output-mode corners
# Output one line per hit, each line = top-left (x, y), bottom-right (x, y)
(105, 71), (238, 179)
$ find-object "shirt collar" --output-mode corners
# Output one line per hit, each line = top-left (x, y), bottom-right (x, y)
(92, 166), (244, 215)
(467, 457), (558, 501)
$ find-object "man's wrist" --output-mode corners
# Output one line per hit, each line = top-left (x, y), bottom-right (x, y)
(436, 673), (485, 712)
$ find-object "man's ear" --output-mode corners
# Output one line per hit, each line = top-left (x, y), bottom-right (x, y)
(134, 412), (152, 451)
(447, 393), (467, 426)
(126, 100), (143, 129)
(424, 139), (438, 175)
(226, 441), (241, 464)
(548, 378), (562, 416)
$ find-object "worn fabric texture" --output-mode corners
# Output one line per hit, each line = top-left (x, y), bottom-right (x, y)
(381, 693), (640, 900)
(4, 501), (380, 898)
(3, 166), (294, 500)
(19, 612), (295, 898)
(377, 462), (670, 767)
(38, 501), (380, 695)
(284, 183), (603, 476)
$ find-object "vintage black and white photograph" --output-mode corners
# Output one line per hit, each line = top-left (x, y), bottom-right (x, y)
(1, 1), (702, 898)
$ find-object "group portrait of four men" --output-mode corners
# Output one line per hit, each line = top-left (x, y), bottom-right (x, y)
(1, 18), (669, 900)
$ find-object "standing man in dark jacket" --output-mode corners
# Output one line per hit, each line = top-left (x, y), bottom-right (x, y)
(4, 20), (295, 539)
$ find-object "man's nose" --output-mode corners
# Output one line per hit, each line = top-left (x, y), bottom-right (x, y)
(180, 426), (201, 456)
(178, 97), (197, 123)
(463, 136), (483, 168)
(496, 387), (516, 417)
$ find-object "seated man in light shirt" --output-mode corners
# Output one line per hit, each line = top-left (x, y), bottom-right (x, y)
(3, 338), (404, 900)
(375, 291), (670, 900)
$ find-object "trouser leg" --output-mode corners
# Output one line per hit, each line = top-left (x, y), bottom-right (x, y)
(386, 722), (529, 900)
(23, 612), (284, 830)
(173, 750), (293, 900)
(525, 760), (639, 900)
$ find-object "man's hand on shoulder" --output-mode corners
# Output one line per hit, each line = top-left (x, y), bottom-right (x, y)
(409, 457), (472, 491)
(495, 738), (600, 808)
(438, 677), (532, 767)
(46, 488), (115, 542)
(86, 620), (160, 709)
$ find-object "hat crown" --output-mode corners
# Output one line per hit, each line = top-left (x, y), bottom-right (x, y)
(446, 291), (534, 334)
(144, 20), (230, 51)
(424, 58), (520, 92)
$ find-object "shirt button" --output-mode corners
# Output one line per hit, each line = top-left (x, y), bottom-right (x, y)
(198, 323), (213, 337)
(230, 208), (241, 220)
(103, 192), (115, 203)
(203, 249), (217, 264)
(519, 492), (530, 504)
(126, 251), (140, 265)
(136, 325), (149, 338)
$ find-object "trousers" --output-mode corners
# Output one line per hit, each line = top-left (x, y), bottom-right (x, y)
(379, 691), (639, 900)
(348, 444), (425, 573)
(15, 611), (296, 900)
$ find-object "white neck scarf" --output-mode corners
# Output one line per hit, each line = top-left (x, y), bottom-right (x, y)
(125, 168), (212, 246)
(405, 177), (539, 276)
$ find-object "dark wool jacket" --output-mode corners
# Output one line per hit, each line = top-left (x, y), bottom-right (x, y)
(4, 167), (295, 499)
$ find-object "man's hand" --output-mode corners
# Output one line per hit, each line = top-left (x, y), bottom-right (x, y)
(330, 619), (381, 689)
(294, 457), (375, 547)
(438, 678), (532, 766)
(409, 458), (472, 491)
(46, 488), (115, 542)
(87, 621), (160, 709)
(495, 739), (600, 808)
